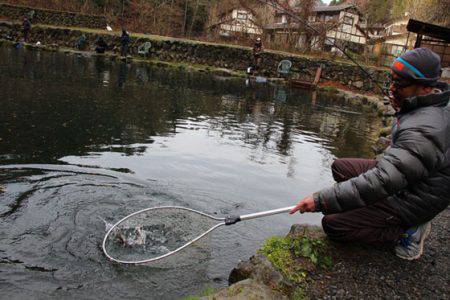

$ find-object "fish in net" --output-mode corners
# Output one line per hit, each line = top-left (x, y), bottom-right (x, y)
(103, 206), (223, 264)
(102, 204), (296, 265)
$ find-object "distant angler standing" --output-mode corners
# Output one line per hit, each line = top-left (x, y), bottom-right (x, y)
(22, 17), (31, 42)
(120, 29), (130, 58)
(252, 37), (263, 73)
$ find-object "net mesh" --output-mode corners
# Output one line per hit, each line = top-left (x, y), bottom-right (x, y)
(103, 207), (221, 264)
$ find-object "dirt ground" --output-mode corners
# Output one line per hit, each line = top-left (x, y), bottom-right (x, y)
(304, 207), (449, 299)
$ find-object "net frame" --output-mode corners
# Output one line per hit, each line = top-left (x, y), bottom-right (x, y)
(102, 206), (225, 264)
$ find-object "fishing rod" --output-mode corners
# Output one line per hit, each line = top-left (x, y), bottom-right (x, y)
(255, 0), (388, 96)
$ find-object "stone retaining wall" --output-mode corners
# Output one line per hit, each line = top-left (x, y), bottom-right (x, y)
(0, 22), (389, 93)
(0, 3), (107, 29)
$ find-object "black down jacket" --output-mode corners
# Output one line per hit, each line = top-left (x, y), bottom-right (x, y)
(316, 82), (450, 226)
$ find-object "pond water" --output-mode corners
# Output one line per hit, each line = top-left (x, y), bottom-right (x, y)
(0, 47), (380, 299)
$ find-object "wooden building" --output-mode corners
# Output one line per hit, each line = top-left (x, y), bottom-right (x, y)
(407, 19), (450, 68)
(265, 4), (367, 54)
(208, 8), (262, 39)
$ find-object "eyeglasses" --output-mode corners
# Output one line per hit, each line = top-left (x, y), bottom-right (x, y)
(388, 73), (415, 89)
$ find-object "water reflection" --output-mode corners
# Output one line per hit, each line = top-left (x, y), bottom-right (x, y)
(0, 53), (379, 166)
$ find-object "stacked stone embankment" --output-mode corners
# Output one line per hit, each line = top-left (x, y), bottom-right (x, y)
(0, 3), (107, 29)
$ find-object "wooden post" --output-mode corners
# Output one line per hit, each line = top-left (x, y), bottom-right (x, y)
(414, 34), (423, 49)
(405, 31), (410, 50)
(313, 64), (323, 87)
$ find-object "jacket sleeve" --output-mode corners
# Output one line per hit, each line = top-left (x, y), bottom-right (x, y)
(317, 126), (446, 214)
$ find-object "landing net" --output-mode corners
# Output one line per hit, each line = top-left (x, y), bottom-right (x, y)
(102, 206), (224, 264)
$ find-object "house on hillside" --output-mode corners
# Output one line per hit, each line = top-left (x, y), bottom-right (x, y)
(207, 8), (262, 39)
(383, 17), (414, 55)
(366, 23), (385, 40)
(264, 8), (303, 47)
(309, 4), (367, 53)
(367, 17), (416, 66)
(367, 17), (450, 70)
(265, 4), (367, 54)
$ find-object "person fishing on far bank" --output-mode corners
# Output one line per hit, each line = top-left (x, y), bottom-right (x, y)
(22, 17), (31, 42)
(120, 29), (130, 58)
(252, 37), (263, 73)
(290, 48), (449, 261)
(95, 36), (108, 54)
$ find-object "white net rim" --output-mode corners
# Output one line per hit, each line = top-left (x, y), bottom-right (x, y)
(102, 206), (225, 265)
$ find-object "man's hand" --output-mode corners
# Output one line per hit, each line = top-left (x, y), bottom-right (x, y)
(289, 195), (316, 214)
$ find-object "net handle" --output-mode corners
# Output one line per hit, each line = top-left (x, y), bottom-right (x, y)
(240, 205), (296, 221)
(102, 206), (225, 264)
(225, 205), (296, 225)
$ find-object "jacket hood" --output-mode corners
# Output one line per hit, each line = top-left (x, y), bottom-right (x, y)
(400, 81), (450, 113)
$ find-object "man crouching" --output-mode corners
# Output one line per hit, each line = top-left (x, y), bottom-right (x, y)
(290, 48), (450, 260)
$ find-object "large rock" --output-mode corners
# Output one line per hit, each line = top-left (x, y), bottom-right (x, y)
(289, 224), (324, 237)
(202, 279), (288, 300)
(228, 253), (294, 295)
(353, 81), (364, 89)
(372, 136), (391, 155)
(383, 105), (396, 117)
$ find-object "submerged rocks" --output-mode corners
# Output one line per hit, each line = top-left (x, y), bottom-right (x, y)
(212, 68), (234, 77)
(318, 86), (385, 115)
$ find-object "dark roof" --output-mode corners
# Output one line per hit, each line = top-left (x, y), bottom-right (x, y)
(368, 23), (385, 29)
(219, 7), (248, 17)
(407, 19), (450, 42)
(314, 4), (354, 13)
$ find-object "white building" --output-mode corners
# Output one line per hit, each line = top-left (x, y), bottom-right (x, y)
(368, 17), (416, 66)
(265, 4), (367, 53)
(310, 4), (367, 53)
(208, 8), (262, 38)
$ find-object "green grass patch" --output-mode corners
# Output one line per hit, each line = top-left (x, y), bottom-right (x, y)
(320, 86), (338, 92)
(259, 235), (332, 285)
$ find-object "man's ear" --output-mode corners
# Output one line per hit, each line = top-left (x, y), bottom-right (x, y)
(417, 85), (433, 96)
(423, 86), (434, 93)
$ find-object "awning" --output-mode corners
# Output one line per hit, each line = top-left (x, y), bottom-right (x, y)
(407, 19), (450, 42)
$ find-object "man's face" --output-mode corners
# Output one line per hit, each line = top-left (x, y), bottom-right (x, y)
(388, 72), (432, 111)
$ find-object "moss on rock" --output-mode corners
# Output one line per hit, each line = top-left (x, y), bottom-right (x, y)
(259, 229), (332, 286)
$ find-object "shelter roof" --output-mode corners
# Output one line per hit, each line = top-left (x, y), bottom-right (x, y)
(407, 19), (450, 42)
(314, 4), (355, 13)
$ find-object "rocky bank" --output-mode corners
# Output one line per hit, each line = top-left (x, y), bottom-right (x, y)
(200, 207), (449, 299)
